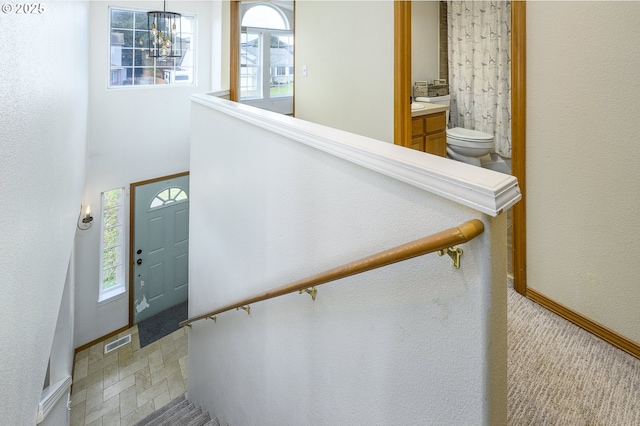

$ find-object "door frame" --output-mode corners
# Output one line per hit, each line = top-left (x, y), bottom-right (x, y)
(230, 0), (239, 102)
(128, 171), (190, 327)
(394, 1), (527, 295)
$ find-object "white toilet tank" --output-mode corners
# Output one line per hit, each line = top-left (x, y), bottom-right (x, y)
(415, 95), (451, 124)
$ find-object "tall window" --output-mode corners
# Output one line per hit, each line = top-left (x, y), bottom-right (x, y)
(109, 8), (195, 87)
(240, 4), (293, 100)
(100, 188), (125, 301)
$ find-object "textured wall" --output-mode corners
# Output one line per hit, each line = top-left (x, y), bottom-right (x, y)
(73, 1), (213, 348)
(0, 2), (89, 424)
(188, 100), (508, 424)
(527, 2), (640, 341)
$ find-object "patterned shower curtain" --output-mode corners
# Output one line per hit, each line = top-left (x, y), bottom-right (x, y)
(448, 0), (511, 158)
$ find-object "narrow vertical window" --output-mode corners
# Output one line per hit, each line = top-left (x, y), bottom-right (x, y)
(100, 188), (125, 301)
(240, 30), (262, 99)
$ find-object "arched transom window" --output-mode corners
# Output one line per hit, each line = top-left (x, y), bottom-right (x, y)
(150, 187), (188, 209)
(242, 4), (288, 30)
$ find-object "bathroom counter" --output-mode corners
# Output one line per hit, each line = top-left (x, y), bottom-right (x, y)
(411, 102), (449, 118)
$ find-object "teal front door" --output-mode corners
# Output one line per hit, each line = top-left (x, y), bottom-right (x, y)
(132, 174), (189, 323)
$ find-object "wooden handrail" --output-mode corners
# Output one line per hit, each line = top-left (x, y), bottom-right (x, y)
(180, 219), (484, 328)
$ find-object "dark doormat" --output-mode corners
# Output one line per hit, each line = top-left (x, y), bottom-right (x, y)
(138, 301), (188, 348)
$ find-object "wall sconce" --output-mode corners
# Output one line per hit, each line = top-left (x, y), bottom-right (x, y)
(78, 205), (93, 230)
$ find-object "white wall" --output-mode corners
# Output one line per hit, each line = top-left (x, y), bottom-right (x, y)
(0, 2), (89, 424)
(74, 1), (213, 348)
(187, 98), (509, 424)
(411, 0), (440, 85)
(295, 1), (394, 143)
(527, 2), (640, 342)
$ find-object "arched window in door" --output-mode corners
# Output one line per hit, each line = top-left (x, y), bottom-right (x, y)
(149, 186), (188, 209)
(239, 2), (294, 113)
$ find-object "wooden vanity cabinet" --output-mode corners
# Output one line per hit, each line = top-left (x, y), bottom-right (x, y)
(410, 111), (447, 157)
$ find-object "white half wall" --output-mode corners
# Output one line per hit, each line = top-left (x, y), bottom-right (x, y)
(187, 96), (512, 424)
(527, 2), (640, 342)
(74, 1), (213, 348)
(295, 1), (394, 143)
(39, 260), (76, 426)
(0, 2), (89, 424)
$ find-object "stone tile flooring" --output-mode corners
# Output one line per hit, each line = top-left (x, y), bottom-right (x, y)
(70, 324), (188, 426)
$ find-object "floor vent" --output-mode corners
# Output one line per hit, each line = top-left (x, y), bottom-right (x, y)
(104, 334), (131, 354)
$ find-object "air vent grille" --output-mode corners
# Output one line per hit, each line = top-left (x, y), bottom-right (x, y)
(104, 334), (131, 354)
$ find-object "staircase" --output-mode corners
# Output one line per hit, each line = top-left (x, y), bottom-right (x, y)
(133, 394), (219, 426)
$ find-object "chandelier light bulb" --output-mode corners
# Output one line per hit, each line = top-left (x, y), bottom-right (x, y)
(147, 9), (181, 59)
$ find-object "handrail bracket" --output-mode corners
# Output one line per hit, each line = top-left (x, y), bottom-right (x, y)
(237, 305), (251, 315)
(299, 286), (317, 301)
(178, 219), (484, 328)
(438, 246), (463, 269)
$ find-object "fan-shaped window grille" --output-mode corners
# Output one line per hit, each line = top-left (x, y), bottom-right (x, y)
(150, 187), (188, 209)
(242, 4), (288, 30)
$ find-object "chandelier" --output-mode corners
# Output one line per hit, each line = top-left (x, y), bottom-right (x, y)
(147, 1), (182, 59)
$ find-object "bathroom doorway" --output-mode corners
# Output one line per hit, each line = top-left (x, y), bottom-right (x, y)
(394, 1), (526, 291)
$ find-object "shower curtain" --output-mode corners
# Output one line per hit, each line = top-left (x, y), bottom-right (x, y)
(448, 0), (511, 158)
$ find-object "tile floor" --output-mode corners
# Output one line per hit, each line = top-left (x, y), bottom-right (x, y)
(70, 324), (188, 426)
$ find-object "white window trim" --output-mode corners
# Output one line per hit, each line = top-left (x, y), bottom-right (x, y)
(239, 3), (293, 102)
(107, 6), (198, 89)
(240, 28), (293, 101)
(98, 286), (126, 305)
(99, 188), (126, 303)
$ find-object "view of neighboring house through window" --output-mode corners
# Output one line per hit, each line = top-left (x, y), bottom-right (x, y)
(109, 8), (195, 87)
(240, 3), (293, 104)
(100, 188), (125, 301)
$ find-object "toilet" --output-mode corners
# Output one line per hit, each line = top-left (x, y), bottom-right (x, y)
(415, 95), (494, 167)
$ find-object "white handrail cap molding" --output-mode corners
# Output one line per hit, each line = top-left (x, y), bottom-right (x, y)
(192, 93), (521, 217)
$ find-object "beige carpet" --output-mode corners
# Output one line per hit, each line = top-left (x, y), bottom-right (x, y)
(508, 284), (640, 425)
